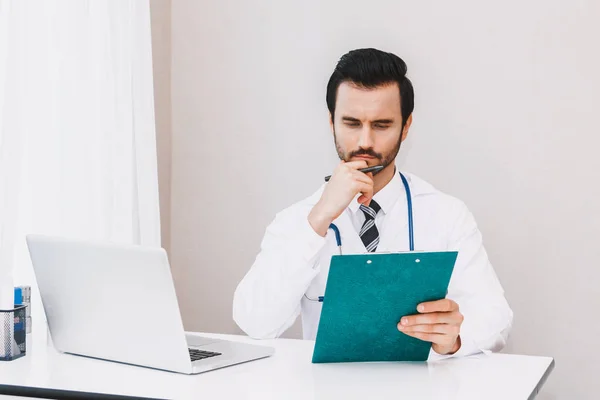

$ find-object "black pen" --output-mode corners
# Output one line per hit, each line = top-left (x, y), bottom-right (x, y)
(324, 165), (384, 182)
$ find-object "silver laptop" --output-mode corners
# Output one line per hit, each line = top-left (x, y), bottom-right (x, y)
(25, 234), (274, 374)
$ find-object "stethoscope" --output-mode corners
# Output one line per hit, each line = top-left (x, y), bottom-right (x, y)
(305, 172), (414, 303)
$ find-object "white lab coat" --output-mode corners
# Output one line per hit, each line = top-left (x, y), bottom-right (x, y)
(233, 171), (513, 360)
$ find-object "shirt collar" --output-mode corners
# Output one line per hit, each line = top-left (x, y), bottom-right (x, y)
(348, 170), (404, 215)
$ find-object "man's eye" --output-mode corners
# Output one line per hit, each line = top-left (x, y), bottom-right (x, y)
(374, 124), (390, 129)
(346, 122), (360, 127)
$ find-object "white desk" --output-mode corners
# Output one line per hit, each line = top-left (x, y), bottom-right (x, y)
(0, 332), (553, 400)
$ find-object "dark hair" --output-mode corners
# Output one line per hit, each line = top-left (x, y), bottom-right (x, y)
(326, 48), (414, 127)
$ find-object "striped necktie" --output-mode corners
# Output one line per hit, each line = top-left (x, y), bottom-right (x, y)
(359, 200), (381, 252)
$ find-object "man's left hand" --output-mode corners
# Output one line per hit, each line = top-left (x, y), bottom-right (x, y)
(397, 299), (463, 355)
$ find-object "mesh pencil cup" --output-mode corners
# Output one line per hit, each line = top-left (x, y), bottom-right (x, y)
(0, 305), (27, 361)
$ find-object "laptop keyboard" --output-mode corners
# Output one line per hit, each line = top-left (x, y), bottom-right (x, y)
(189, 348), (222, 362)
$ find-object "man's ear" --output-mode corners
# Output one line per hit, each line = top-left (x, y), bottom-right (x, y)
(401, 114), (413, 142)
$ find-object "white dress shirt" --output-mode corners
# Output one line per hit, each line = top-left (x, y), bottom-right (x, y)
(233, 170), (513, 360)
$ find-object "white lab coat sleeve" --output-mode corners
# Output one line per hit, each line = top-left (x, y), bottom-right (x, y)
(232, 206), (327, 339)
(432, 201), (514, 359)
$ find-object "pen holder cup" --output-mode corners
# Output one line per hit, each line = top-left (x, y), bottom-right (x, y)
(0, 305), (27, 361)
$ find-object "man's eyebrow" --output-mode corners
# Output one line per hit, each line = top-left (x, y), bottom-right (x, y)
(341, 116), (395, 124)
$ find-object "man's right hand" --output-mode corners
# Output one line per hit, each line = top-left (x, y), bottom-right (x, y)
(308, 161), (374, 237)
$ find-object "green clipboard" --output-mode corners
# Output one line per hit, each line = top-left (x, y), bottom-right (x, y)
(311, 251), (458, 363)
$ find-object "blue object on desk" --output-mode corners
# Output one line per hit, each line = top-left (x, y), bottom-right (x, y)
(12, 288), (25, 333)
(312, 251), (458, 363)
(14, 288), (22, 306)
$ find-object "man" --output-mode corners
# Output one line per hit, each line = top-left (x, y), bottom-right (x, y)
(233, 48), (512, 358)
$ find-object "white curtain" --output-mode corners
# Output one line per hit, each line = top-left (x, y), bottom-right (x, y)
(0, 0), (161, 335)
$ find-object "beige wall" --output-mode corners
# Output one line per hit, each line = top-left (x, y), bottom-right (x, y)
(156, 1), (600, 399)
(149, 0), (171, 254)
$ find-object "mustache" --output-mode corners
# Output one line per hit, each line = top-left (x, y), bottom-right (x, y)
(349, 148), (382, 159)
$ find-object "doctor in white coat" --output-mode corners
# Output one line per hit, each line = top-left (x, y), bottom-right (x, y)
(233, 48), (513, 359)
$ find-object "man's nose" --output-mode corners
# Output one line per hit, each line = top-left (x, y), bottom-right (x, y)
(357, 126), (375, 149)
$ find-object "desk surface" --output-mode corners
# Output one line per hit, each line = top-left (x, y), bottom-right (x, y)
(0, 332), (554, 400)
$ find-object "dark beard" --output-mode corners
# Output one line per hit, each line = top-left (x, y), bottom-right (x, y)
(333, 127), (403, 174)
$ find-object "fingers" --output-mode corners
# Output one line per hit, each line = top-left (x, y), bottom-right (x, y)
(400, 329), (460, 354)
(350, 170), (374, 185)
(338, 162), (373, 184)
(352, 174), (375, 202)
(417, 299), (459, 313)
(348, 169), (374, 204)
(401, 331), (444, 343)
(357, 172), (375, 204)
(355, 181), (374, 204)
(334, 163), (373, 185)
(353, 181), (374, 203)
(401, 331), (457, 349)
(397, 300), (463, 355)
(399, 311), (463, 326)
(397, 323), (460, 336)
(317, 160), (377, 224)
